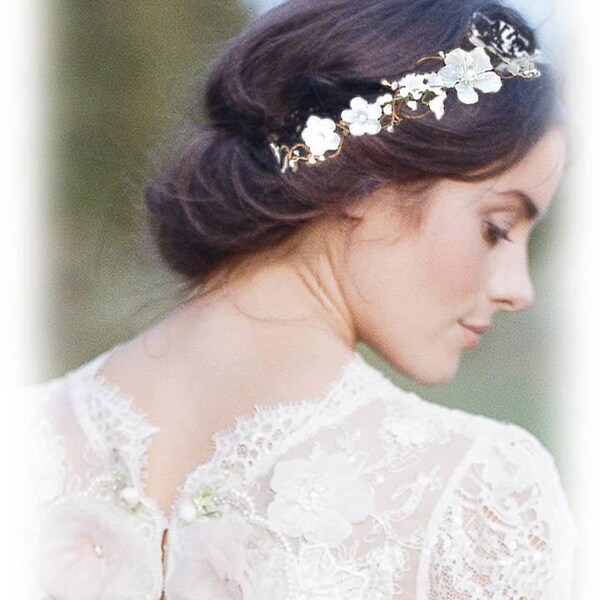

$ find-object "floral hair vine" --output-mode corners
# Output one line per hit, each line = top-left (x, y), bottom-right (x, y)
(268, 11), (543, 174)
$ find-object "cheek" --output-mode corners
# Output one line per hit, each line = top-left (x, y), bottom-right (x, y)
(420, 220), (486, 304)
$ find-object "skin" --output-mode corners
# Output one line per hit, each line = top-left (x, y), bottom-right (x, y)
(99, 125), (566, 514)
(337, 125), (566, 384)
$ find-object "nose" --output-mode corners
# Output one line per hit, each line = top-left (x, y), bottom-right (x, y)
(487, 246), (535, 312)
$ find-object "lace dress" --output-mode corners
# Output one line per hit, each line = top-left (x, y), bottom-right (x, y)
(24, 344), (578, 599)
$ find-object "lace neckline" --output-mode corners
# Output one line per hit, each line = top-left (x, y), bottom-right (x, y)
(72, 343), (383, 528)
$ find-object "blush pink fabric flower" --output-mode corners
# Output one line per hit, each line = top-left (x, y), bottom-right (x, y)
(33, 496), (160, 600)
(166, 511), (254, 600)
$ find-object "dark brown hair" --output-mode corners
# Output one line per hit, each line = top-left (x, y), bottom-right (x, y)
(143, 0), (561, 294)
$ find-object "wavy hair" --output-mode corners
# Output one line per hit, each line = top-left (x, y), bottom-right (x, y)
(143, 0), (561, 293)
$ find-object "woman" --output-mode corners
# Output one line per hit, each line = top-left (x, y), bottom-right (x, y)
(27, 0), (577, 598)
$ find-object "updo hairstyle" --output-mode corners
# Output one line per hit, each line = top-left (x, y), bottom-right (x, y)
(143, 0), (560, 296)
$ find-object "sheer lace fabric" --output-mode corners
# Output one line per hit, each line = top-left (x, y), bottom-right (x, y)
(25, 346), (577, 599)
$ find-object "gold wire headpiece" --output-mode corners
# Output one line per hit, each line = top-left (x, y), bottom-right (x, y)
(268, 11), (543, 174)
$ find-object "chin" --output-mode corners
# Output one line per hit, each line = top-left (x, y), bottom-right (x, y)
(399, 357), (460, 387)
(410, 370), (456, 387)
(368, 342), (460, 387)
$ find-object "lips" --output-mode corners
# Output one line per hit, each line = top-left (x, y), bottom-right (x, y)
(459, 321), (491, 335)
(458, 320), (490, 348)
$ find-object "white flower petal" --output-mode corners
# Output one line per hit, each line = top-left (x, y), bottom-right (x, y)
(474, 71), (502, 93)
(470, 46), (493, 73)
(398, 75), (411, 89)
(366, 103), (383, 120)
(301, 130), (323, 155)
(349, 121), (366, 136)
(341, 108), (358, 123)
(267, 497), (302, 537)
(363, 120), (382, 135)
(266, 453), (373, 548)
(326, 132), (341, 151)
(444, 48), (470, 69)
(429, 91), (446, 120)
(455, 82), (479, 104)
(321, 118), (337, 133)
(349, 96), (369, 112)
(302, 511), (353, 546)
(305, 115), (321, 130)
(424, 72), (443, 89)
(310, 142), (327, 157)
(438, 65), (459, 87)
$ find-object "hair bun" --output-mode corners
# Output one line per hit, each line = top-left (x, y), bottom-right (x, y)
(142, 0), (559, 290)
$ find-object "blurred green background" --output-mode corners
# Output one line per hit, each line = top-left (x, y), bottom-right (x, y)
(39, 0), (571, 473)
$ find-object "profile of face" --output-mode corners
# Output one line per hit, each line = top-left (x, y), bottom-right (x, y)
(339, 126), (566, 385)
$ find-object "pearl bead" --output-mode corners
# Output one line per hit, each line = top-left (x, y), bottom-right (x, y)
(92, 542), (104, 558)
(119, 486), (140, 508)
(178, 500), (197, 523)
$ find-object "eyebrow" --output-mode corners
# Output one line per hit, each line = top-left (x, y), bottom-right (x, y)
(498, 190), (540, 221)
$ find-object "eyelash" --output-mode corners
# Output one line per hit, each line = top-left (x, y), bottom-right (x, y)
(483, 220), (514, 246)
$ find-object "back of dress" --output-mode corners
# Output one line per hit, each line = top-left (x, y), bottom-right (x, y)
(25, 347), (578, 599)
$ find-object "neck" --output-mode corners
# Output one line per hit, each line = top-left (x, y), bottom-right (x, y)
(139, 257), (358, 389)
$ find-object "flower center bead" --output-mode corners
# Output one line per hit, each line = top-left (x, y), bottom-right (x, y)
(457, 64), (477, 84)
(296, 478), (329, 511)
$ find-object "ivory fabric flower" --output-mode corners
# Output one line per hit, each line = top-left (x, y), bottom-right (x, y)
(341, 97), (383, 136)
(166, 511), (254, 600)
(301, 116), (341, 158)
(33, 496), (160, 600)
(438, 46), (502, 104)
(267, 453), (374, 546)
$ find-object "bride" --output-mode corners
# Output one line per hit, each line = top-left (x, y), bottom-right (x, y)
(28, 0), (577, 598)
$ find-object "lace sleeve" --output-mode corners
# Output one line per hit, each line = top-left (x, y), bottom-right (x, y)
(419, 423), (578, 599)
(24, 376), (108, 528)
